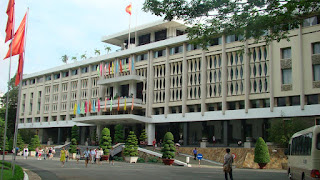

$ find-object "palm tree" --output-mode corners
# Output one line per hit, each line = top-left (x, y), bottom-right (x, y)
(81, 52), (87, 60)
(72, 56), (77, 61)
(61, 55), (68, 64)
(104, 46), (111, 54)
(94, 49), (100, 56)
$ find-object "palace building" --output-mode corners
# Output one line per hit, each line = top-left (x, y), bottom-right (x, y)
(19, 18), (320, 146)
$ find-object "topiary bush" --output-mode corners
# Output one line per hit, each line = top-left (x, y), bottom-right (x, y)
(123, 131), (138, 157)
(29, 135), (41, 151)
(71, 125), (79, 143)
(137, 157), (145, 163)
(254, 137), (270, 164)
(114, 124), (124, 143)
(161, 132), (176, 159)
(139, 129), (147, 142)
(100, 128), (112, 155)
(69, 138), (77, 153)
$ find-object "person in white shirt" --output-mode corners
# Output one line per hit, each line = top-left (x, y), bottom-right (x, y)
(23, 146), (29, 159)
(90, 149), (96, 164)
(83, 147), (90, 168)
(96, 148), (103, 165)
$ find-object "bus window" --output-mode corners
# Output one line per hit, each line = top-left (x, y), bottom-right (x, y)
(317, 133), (320, 150)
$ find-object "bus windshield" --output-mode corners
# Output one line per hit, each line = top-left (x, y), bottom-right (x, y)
(291, 132), (313, 155)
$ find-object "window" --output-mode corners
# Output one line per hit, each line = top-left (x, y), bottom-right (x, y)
(282, 69), (292, 84)
(37, 77), (43, 83)
(170, 46), (183, 55)
(313, 64), (320, 81)
(155, 29), (167, 42)
(281, 48), (291, 59)
(313, 42), (320, 54)
(277, 97), (287, 107)
(30, 79), (36, 85)
(307, 94), (318, 105)
(45, 75), (51, 81)
(176, 30), (185, 36)
(137, 53), (148, 62)
(62, 71), (69, 78)
(81, 67), (88, 74)
(228, 102), (236, 110)
(209, 37), (222, 46)
(251, 100), (260, 108)
(92, 64), (99, 71)
(290, 96), (300, 106)
(22, 81), (27, 86)
(226, 35), (243, 43)
(154, 49), (166, 58)
(71, 69), (78, 75)
(291, 133), (313, 155)
(54, 73), (60, 80)
(187, 44), (199, 51)
(138, 34), (150, 46)
(303, 16), (320, 27)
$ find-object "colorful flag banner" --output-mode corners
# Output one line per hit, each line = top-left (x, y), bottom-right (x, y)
(125, 4), (132, 15)
(112, 62), (114, 74)
(131, 96), (134, 111)
(132, 56), (135, 71)
(98, 99), (101, 112)
(96, 65), (100, 75)
(116, 60), (118, 74)
(120, 60), (123, 73)
(108, 62), (111, 75)
(100, 63), (103, 76)
(85, 101), (88, 113)
(124, 59), (127, 72)
(73, 103), (77, 115)
(89, 100), (92, 112)
(124, 97), (127, 111)
(93, 99), (96, 112)
(77, 103), (81, 114)
(15, 53), (23, 86)
(81, 101), (85, 114)
(104, 64), (107, 76)
(5, 0), (15, 43)
(129, 58), (132, 72)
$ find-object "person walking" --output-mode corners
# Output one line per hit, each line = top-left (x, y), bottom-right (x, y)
(60, 147), (66, 167)
(109, 147), (115, 165)
(90, 148), (96, 164)
(48, 147), (53, 160)
(223, 148), (234, 180)
(44, 147), (48, 160)
(23, 146), (29, 159)
(65, 149), (69, 162)
(84, 147), (90, 168)
(38, 148), (42, 160)
(193, 148), (197, 160)
(76, 146), (81, 164)
(96, 148), (103, 165)
(152, 139), (156, 151)
(35, 147), (39, 159)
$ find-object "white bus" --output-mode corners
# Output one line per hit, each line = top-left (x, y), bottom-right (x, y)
(288, 125), (320, 180)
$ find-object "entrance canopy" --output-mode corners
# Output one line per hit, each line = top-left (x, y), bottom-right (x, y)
(73, 114), (151, 125)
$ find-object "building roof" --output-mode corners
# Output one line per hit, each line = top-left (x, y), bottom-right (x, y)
(101, 20), (188, 46)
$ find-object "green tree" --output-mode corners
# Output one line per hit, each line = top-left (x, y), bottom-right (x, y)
(16, 133), (24, 151)
(0, 118), (9, 151)
(123, 131), (138, 157)
(143, 0), (320, 47)
(139, 129), (147, 142)
(29, 135), (41, 151)
(81, 52), (87, 60)
(71, 125), (79, 143)
(69, 138), (77, 153)
(72, 56), (77, 62)
(94, 49), (100, 56)
(100, 128), (112, 155)
(267, 119), (308, 147)
(254, 137), (270, 164)
(114, 124), (124, 143)
(104, 46), (111, 54)
(61, 54), (68, 64)
(161, 132), (176, 159)
(19, 129), (36, 144)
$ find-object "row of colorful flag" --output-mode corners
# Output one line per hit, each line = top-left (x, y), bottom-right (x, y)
(96, 58), (135, 76)
(73, 97), (134, 115)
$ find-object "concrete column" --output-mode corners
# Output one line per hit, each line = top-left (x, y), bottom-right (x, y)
(146, 123), (155, 146)
(40, 75), (46, 124)
(298, 25), (305, 110)
(164, 47), (170, 117)
(131, 55), (137, 75)
(57, 128), (61, 144)
(182, 43), (188, 117)
(183, 122), (188, 146)
(57, 72), (63, 122)
(135, 31), (138, 46)
(48, 74), (54, 123)
(148, 50), (154, 117)
(150, 32), (155, 43)
(129, 81), (137, 98)
(76, 67), (82, 118)
(244, 39), (250, 113)
(223, 121), (228, 146)
(221, 35), (227, 115)
(87, 65), (93, 116)
(66, 69), (72, 121)
(201, 50), (207, 116)
(96, 125), (101, 142)
(269, 31), (274, 112)
(98, 62), (105, 116)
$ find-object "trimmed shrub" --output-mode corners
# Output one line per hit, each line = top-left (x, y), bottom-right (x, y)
(161, 132), (176, 159)
(123, 131), (138, 156)
(114, 124), (124, 143)
(100, 128), (112, 155)
(254, 137), (270, 164)
(71, 125), (79, 143)
(113, 156), (124, 161)
(137, 158), (145, 163)
(69, 138), (77, 153)
(139, 129), (147, 142)
(29, 135), (41, 151)
(148, 156), (161, 163)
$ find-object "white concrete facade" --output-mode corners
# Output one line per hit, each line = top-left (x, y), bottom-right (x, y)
(18, 20), (320, 145)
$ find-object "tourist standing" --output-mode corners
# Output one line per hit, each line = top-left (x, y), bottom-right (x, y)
(90, 149), (96, 164)
(152, 139), (156, 151)
(44, 147), (48, 160)
(96, 148), (103, 165)
(48, 147), (53, 160)
(38, 148), (42, 160)
(23, 146), (29, 159)
(193, 148), (197, 160)
(76, 146), (81, 164)
(60, 147), (66, 167)
(65, 149), (69, 162)
(223, 148), (234, 180)
(109, 147), (115, 165)
(35, 147), (39, 159)
(84, 148), (90, 168)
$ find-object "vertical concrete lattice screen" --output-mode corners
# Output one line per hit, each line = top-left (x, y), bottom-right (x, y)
(170, 61), (183, 102)
(61, 83), (68, 112)
(136, 68), (147, 104)
(227, 52), (245, 96)
(207, 54), (222, 98)
(154, 65), (166, 103)
(249, 46), (269, 94)
(188, 58), (201, 100)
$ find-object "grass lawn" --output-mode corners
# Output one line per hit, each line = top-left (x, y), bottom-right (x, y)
(2, 167), (14, 179)
(0, 161), (24, 180)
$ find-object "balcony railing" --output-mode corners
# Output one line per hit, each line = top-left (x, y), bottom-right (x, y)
(99, 98), (143, 110)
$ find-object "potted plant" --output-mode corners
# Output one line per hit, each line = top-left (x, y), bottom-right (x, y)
(69, 138), (77, 159)
(254, 137), (270, 169)
(100, 128), (112, 161)
(161, 132), (176, 165)
(139, 129), (147, 146)
(123, 131), (139, 163)
(29, 135), (41, 157)
(114, 124), (124, 144)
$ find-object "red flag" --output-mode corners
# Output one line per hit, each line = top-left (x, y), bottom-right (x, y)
(125, 4), (132, 15)
(117, 97), (120, 111)
(15, 53), (23, 86)
(131, 96), (134, 111)
(5, 0), (15, 42)
(120, 60), (123, 73)
(108, 62), (111, 75)
(4, 13), (27, 60)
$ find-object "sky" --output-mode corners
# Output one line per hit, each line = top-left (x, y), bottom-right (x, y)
(0, 0), (162, 93)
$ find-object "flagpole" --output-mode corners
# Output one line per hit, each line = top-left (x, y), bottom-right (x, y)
(1, 2), (16, 179)
(11, 8), (29, 176)
(128, 2), (132, 49)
